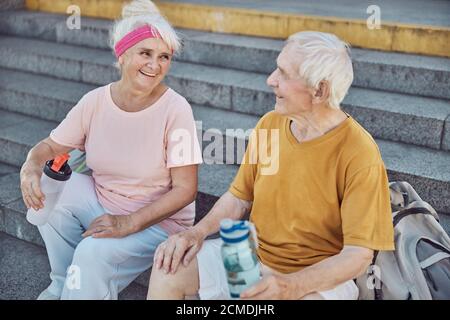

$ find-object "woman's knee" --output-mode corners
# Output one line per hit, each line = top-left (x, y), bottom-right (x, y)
(72, 237), (120, 267)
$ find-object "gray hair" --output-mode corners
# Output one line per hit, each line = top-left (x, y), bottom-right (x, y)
(110, 0), (181, 59)
(287, 31), (354, 109)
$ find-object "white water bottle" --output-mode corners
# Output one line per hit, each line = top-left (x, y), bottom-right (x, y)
(26, 153), (72, 226)
(220, 219), (261, 299)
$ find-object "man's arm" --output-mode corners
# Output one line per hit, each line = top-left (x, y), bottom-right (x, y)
(154, 191), (252, 274)
(241, 245), (373, 299)
(194, 191), (252, 239)
(292, 245), (373, 297)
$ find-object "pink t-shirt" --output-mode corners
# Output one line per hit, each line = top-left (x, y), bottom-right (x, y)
(50, 83), (203, 235)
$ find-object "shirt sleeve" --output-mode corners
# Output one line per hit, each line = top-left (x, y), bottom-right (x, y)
(166, 98), (203, 168)
(228, 123), (260, 201)
(49, 95), (88, 151)
(340, 163), (395, 251)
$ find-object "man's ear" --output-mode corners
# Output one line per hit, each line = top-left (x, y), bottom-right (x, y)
(312, 80), (330, 104)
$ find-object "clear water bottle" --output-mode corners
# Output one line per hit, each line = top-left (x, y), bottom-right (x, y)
(220, 219), (261, 299)
(26, 153), (72, 226)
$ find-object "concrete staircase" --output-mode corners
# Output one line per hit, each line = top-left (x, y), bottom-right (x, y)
(0, 8), (449, 298)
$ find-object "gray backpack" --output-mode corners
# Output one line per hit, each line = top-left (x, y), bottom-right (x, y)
(357, 181), (450, 300)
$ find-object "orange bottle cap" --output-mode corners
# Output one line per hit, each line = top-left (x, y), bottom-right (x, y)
(51, 153), (70, 172)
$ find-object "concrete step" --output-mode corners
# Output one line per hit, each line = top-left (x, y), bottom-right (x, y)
(0, 96), (450, 214)
(0, 162), (17, 178)
(0, 231), (148, 299)
(160, 0), (450, 28)
(0, 10), (449, 100)
(0, 0), (24, 12)
(0, 38), (449, 151)
(20, 0), (450, 57)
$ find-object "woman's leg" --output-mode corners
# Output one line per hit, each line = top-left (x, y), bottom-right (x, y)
(60, 225), (168, 300)
(37, 172), (105, 298)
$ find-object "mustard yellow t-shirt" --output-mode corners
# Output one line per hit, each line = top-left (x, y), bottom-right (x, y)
(229, 111), (395, 274)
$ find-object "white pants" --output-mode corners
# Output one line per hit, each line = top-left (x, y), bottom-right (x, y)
(38, 172), (168, 300)
(197, 239), (359, 300)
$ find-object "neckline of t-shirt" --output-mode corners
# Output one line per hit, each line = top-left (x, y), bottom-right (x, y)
(284, 114), (352, 149)
(106, 83), (172, 117)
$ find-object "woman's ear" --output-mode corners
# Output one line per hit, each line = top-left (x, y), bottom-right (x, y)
(118, 55), (124, 66)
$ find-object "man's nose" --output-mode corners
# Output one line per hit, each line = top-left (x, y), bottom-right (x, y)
(267, 71), (277, 87)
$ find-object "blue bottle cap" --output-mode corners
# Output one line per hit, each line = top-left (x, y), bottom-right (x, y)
(220, 219), (250, 243)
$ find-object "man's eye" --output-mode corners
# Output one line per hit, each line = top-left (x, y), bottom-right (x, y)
(141, 52), (150, 56)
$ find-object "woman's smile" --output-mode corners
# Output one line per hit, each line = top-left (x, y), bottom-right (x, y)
(139, 69), (157, 77)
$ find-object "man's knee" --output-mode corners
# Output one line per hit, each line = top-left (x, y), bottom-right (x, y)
(148, 257), (200, 299)
(149, 259), (198, 289)
(300, 292), (325, 300)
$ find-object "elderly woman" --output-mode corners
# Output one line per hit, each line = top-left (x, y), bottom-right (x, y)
(148, 31), (394, 300)
(19, 0), (202, 299)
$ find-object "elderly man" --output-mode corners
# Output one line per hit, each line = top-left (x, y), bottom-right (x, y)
(147, 31), (394, 300)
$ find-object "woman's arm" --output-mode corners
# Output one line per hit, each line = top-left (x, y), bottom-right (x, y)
(83, 164), (199, 238)
(25, 137), (75, 168)
(132, 164), (198, 231)
(20, 137), (74, 210)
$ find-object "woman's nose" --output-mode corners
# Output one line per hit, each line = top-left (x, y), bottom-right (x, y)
(146, 59), (160, 72)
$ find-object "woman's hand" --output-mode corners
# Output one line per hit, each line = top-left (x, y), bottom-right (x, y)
(82, 214), (137, 238)
(20, 160), (45, 211)
(153, 228), (206, 274)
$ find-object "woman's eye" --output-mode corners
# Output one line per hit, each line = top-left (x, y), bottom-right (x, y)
(141, 52), (150, 56)
(160, 55), (169, 61)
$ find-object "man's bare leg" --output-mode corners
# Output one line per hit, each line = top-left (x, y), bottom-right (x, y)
(147, 257), (200, 300)
(301, 293), (324, 300)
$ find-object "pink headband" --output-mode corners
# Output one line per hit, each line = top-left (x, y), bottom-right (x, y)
(114, 25), (162, 58)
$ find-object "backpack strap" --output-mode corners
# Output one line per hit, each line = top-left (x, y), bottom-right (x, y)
(419, 252), (450, 269)
(393, 207), (436, 226)
(369, 250), (383, 300)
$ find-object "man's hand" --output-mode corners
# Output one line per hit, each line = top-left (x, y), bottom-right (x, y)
(240, 265), (301, 300)
(82, 214), (137, 239)
(153, 228), (206, 274)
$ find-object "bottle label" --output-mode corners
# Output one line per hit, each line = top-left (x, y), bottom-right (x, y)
(227, 263), (260, 298)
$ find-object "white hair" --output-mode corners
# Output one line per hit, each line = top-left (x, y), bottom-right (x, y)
(286, 31), (353, 109)
(110, 0), (181, 57)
